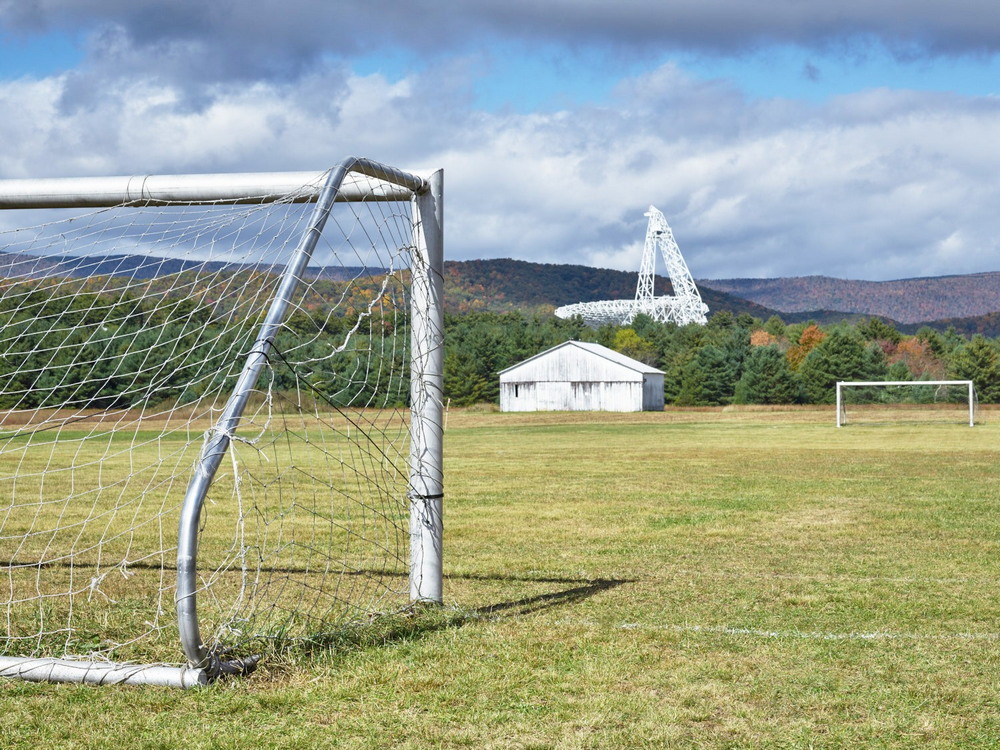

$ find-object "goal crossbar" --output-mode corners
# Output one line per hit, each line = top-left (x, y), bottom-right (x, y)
(0, 156), (444, 687)
(0, 161), (424, 208)
(836, 380), (976, 427)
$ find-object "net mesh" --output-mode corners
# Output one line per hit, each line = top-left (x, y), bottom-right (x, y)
(838, 382), (977, 425)
(0, 172), (415, 665)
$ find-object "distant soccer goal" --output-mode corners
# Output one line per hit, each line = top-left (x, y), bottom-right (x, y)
(836, 380), (977, 427)
(0, 158), (444, 687)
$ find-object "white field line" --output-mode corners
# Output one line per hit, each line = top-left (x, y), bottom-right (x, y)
(660, 568), (989, 586)
(551, 568), (1000, 642)
(549, 619), (1000, 643)
(621, 622), (1000, 642)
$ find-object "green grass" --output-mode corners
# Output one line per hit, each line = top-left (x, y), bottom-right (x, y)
(4, 407), (1000, 747)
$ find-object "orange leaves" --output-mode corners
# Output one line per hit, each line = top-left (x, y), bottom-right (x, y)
(750, 329), (778, 347)
(786, 324), (826, 371)
(888, 337), (946, 379)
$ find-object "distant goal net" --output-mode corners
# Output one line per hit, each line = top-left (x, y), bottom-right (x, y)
(836, 380), (977, 427)
(0, 158), (444, 687)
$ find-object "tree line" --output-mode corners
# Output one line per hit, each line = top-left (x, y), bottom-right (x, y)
(4, 274), (1000, 411)
(0, 280), (408, 411)
(442, 310), (1000, 407)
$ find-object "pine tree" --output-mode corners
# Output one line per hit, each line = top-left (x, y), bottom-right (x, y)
(798, 331), (873, 404)
(858, 317), (902, 345)
(676, 329), (748, 406)
(950, 336), (1000, 402)
(733, 345), (800, 404)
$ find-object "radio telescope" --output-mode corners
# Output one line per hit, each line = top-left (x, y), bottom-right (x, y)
(555, 206), (709, 327)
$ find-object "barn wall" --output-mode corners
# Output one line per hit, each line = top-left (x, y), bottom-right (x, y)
(500, 380), (645, 412)
(642, 374), (665, 411)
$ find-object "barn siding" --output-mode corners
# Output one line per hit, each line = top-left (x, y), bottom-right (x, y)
(642, 374), (665, 411)
(500, 380), (647, 412)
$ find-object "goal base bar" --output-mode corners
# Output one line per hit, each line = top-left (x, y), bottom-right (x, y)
(0, 656), (209, 688)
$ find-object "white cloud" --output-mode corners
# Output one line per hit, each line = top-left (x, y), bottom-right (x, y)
(432, 69), (1000, 281)
(1, 20), (1000, 283)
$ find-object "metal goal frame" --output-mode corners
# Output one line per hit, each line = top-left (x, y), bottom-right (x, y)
(836, 380), (976, 428)
(0, 157), (444, 687)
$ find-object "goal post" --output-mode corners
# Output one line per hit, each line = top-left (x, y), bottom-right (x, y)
(836, 380), (976, 427)
(408, 173), (445, 606)
(0, 158), (444, 687)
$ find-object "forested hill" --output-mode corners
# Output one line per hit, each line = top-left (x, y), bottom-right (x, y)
(443, 258), (779, 320)
(700, 273), (1000, 324)
(0, 251), (772, 319)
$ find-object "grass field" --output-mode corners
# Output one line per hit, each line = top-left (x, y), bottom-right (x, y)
(3, 405), (1000, 748)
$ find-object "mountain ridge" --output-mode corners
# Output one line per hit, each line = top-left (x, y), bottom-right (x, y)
(699, 272), (1000, 324)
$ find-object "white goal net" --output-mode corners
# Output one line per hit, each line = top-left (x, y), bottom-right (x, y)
(836, 380), (977, 427)
(0, 160), (444, 686)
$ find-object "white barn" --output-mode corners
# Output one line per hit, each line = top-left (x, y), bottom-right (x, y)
(499, 341), (664, 412)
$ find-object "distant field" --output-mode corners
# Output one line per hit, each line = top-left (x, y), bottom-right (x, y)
(3, 406), (1000, 748)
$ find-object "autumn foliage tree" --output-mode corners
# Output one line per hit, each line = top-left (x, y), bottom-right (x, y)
(611, 328), (659, 366)
(750, 329), (778, 347)
(786, 324), (826, 371)
(888, 337), (946, 379)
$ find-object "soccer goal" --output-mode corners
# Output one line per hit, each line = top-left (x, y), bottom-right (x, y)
(0, 158), (444, 687)
(836, 380), (977, 427)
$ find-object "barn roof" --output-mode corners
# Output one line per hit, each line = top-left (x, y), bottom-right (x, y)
(498, 340), (664, 376)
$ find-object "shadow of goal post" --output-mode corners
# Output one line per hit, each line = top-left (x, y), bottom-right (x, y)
(835, 379), (976, 427)
(0, 158), (444, 688)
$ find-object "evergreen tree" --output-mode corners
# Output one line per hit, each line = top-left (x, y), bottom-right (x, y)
(660, 324), (706, 404)
(862, 342), (889, 380)
(677, 346), (725, 405)
(950, 335), (1000, 402)
(858, 317), (902, 345)
(628, 313), (659, 340)
(763, 315), (787, 340)
(915, 326), (949, 358)
(733, 345), (800, 404)
(798, 330), (876, 404)
(886, 361), (911, 381)
(442, 350), (491, 406)
(676, 329), (748, 406)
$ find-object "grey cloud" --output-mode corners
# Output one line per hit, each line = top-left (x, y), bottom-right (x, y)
(6, 0), (1000, 74)
(3, 0), (997, 130)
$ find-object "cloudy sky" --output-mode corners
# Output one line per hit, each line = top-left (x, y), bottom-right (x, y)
(1, 1), (999, 281)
